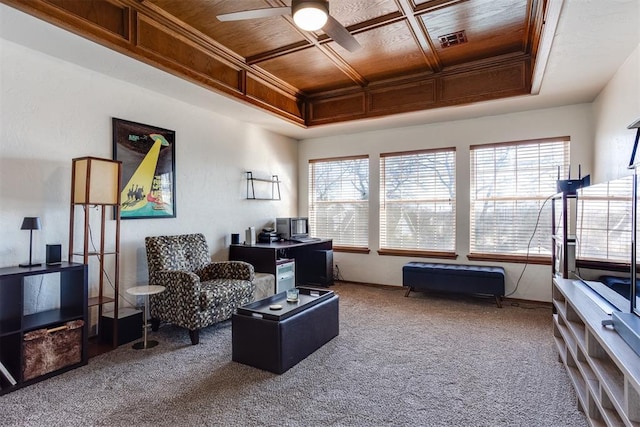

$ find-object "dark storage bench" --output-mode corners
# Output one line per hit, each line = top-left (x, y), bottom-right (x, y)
(402, 262), (505, 307)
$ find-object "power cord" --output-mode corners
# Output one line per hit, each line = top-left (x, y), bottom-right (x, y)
(505, 193), (554, 297)
(334, 264), (344, 281)
(34, 275), (45, 311)
(86, 211), (136, 307)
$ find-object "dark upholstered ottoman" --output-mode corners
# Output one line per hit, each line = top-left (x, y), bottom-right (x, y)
(232, 288), (339, 374)
(402, 262), (505, 307)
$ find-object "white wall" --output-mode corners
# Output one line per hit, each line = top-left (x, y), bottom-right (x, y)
(3, 14), (636, 308)
(298, 104), (594, 302)
(0, 38), (298, 313)
(592, 43), (640, 182)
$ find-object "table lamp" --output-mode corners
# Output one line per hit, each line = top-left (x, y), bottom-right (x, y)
(19, 217), (41, 268)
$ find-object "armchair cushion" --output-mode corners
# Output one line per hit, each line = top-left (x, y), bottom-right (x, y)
(197, 260), (255, 282)
(199, 278), (254, 311)
(146, 234), (211, 276)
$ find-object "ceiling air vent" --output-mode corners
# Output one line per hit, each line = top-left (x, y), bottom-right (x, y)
(438, 30), (467, 48)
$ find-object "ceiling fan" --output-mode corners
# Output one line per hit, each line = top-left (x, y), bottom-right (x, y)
(216, 0), (361, 52)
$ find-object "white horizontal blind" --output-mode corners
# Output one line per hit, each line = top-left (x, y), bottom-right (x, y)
(576, 176), (633, 263)
(470, 138), (570, 256)
(308, 156), (369, 248)
(380, 148), (456, 252)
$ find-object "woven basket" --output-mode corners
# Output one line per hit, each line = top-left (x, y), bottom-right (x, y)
(22, 319), (83, 381)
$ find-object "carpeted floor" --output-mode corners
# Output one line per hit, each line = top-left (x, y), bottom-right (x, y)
(0, 282), (587, 427)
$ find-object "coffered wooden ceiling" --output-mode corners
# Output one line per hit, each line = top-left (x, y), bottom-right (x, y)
(1, 0), (546, 128)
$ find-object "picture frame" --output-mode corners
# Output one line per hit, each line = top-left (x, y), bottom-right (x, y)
(112, 118), (176, 219)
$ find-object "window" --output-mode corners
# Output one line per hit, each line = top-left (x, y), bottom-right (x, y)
(308, 156), (369, 250)
(470, 137), (570, 261)
(379, 148), (456, 256)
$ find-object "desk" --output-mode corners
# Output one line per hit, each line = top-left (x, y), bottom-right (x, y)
(229, 239), (333, 287)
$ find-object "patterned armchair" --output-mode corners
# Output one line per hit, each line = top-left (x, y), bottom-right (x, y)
(145, 233), (254, 345)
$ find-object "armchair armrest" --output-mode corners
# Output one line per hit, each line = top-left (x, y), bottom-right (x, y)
(198, 261), (255, 282)
(150, 270), (201, 308)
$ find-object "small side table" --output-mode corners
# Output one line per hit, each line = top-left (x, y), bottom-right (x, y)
(126, 285), (165, 350)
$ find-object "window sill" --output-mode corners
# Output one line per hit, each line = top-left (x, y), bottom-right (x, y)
(467, 253), (550, 265)
(378, 249), (457, 259)
(575, 259), (630, 272)
(333, 246), (370, 254)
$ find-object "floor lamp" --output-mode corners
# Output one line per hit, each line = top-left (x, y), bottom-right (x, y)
(19, 216), (41, 268)
(70, 156), (122, 350)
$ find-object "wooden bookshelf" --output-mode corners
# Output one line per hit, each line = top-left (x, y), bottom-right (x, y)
(553, 277), (640, 426)
(0, 263), (88, 395)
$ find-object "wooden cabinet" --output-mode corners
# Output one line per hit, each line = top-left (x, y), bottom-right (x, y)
(0, 262), (88, 395)
(553, 277), (640, 426)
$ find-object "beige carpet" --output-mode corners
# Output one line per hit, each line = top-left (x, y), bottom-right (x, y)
(0, 282), (587, 426)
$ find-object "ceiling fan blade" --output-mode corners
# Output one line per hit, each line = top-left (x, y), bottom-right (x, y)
(323, 15), (361, 52)
(217, 7), (290, 22)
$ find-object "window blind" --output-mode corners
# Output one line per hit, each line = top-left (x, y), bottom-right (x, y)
(380, 148), (456, 252)
(576, 176), (633, 263)
(470, 138), (570, 257)
(308, 156), (369, 248)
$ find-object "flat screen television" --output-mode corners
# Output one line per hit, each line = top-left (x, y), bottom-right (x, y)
(575, 171), (640, 354)
(575, 175), (633, 311)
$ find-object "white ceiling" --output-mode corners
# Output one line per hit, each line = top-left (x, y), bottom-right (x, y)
(1, 0), (639, 140)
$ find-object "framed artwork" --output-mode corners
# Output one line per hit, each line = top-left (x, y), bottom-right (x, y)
(112, 118), (176, 219)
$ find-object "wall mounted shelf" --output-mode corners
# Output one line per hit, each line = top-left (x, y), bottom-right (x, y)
(246, 171), (281, 200)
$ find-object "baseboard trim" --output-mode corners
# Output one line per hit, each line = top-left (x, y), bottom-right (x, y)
(333, 280), (552, 308)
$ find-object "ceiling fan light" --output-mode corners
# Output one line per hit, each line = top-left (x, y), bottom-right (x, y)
(292, 1), (328, 31)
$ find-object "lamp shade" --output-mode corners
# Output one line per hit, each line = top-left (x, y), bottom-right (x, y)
(20, 217), (41, 230)
(72, 157), (121, 204)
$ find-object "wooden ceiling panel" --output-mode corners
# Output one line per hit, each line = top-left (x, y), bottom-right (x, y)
(258, 48), (360, 93)
(420, 0), (527, 67)
(320, 0), (400, 28)
(146, 0), (307, 58)
(1, 0), (546, 127)
(330, 21), (430, 82)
